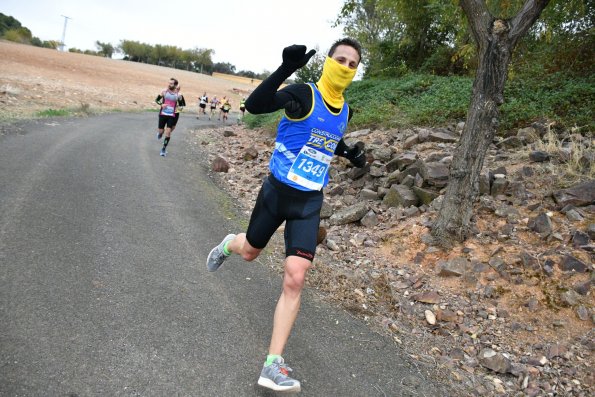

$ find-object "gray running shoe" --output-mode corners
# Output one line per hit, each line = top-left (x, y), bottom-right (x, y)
(257, 357), (301, 392)
(206, 234), (235, 272)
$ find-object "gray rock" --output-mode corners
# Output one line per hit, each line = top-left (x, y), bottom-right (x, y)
(491, 177), (509, 196)
(385, 169), (401, 186)
(402, 134), (420, 150)
(517, 127), (539, 143)
(320, 201), (333, 219)
(223, 130), (236, 137)
(572, 230), (590, 248)
(560, 289), (581, 307)
(528, 212), (553, 236)
(369, 166), (384, 178)
(383, 184), (420, 208)
(456, 121), (465, 133)
(587, 223), (595, 240)
(212, 156), (230, 172)
(559, 254), (589, 273)
(479, 170), (492, 196)
(414, 173), (424, 188)
(348, 163), (371, 180)
(393, 152), (418, 171)
(529, 151), (550, 162)
(326, 239), (339, 251)
(497, 136), (523, 149)
(422, 162), (450, 188)
(479, 349), (511, 373)
(438, 257), (469, 277)
(427, 131), (458, 144)
(347, 129), (371, 138)
(403, 206), (420, 218)
(576, 305), (589, 321)
(573, 279), (591, 295)
(360, 210), (379, 227)
(552, 179), (595, 208)
(412, 186), (439, 205)
(397, 160), (426, 183)
(566, 209), (584, 222)
(371, 146), (393, 162)
(417, 128), (431, 142)
(401, 174), (415, 187)
(359, 189), (379, 200)
(329, 202), (369, 226)
(243, 146), (259, 160)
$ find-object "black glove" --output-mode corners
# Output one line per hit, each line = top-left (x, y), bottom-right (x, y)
(345, 141), (366, 168)
(282, 45), (316, 72)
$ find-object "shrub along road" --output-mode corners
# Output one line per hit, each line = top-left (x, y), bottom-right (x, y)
(0, 113), (454, 396)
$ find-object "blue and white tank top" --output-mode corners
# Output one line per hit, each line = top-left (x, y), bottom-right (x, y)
(270, 83), (349, 191)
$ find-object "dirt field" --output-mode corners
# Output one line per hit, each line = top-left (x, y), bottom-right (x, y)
(0, 40), (253, 119)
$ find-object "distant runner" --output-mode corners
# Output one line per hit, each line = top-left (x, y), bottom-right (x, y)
(239, 97), (246, 120)
(218, 96), (227, 121)
(210, 96), (219, 120)
(205, 39), (366, 393)
(198, 92), (208, 118)
(155, 77), (183, 157)
(221, 98), (231, 123)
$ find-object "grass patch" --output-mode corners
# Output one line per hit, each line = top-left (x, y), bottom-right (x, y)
(36, 108), (70, 117)
(243, 72), (594, 133)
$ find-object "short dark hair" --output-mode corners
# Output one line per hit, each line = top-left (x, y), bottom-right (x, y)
(170, 78), (178, 86)
(328, 38), (362, 63)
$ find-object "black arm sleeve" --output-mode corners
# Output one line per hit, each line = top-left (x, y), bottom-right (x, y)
(245, 64), (314, 119)
(155, 94), (163, 104)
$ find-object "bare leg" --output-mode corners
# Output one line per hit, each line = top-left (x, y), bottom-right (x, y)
(227, 233), (261, 261)
(268, 256), (311, 355)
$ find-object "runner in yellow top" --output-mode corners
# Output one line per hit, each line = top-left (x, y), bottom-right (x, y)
(221, 98), (232, 123)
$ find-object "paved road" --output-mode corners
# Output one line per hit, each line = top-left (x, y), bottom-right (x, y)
(0, 113), (452, 396)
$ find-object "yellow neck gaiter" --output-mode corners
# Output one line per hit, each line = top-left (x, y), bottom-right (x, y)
(316, 56), (357, 109)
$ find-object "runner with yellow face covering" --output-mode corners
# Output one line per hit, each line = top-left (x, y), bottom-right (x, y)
(205, 38), (366, 393)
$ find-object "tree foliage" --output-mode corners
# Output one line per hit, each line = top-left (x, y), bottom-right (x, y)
(335, 0), (593, 77)
(295, 48), (326, 84)
(95, 41), (115, 58)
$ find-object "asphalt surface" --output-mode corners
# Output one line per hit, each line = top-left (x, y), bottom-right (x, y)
(0, 113), (452, 396)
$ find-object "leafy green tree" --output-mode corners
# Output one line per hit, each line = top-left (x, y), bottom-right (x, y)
(3, 27), (32, 44)
(295, 49), (325, 83)
(95, 41), (115, 58)
(431, 0), (551, 246)
(0, 13), (22, 36)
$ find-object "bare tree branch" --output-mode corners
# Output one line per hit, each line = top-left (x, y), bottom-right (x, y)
(460, 0), (493, 44)
(509, 0), (550, 46)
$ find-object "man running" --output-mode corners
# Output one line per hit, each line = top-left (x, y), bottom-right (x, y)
(206, 39), (365, 392)
(218, 96), (227, 121)
(221, 97), (231, 123)
(155, 78), (183, 157)
(197, 92), (208, 118)
(209, 96), (219, 120)
(239, 97), (246, 120)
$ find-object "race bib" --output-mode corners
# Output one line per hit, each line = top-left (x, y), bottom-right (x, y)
(287, 146), (332, 191)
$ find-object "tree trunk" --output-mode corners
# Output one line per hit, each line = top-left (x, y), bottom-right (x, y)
(431, 0), (549, 247)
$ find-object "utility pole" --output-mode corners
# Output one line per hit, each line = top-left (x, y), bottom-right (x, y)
(59, 15), (72, 51)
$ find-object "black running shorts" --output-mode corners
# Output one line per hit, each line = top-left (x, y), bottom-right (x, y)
(172, 112), (180, 126)
(199, 103), (206, 109)
(246, 174), (323, 261)
(158, 114), (175, 129)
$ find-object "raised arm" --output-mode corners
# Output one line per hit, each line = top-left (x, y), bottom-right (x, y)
(245, 45), (316, 116)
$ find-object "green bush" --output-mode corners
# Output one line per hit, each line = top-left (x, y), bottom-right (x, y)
(37, 109), (70, 117)
(242, 72), (593, 133)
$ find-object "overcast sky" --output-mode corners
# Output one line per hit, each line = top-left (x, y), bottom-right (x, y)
(1, 0), (346, 73)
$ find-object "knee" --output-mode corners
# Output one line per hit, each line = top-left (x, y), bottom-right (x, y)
(283, 270), (306, 293)
(241, 251), (259, 262)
